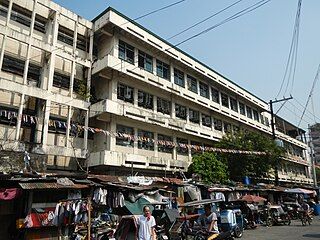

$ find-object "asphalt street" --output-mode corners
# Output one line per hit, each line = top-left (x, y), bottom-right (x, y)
(242, 218), (320, 240)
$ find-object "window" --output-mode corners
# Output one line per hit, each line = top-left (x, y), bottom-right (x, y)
(202, 114), (212, 127)
(156, 60), (170, 80)
(211, 88), (220, 103)
(264, 117), (270, 127)
(10, 4), (31, 28)
(0, 2), (8, 18)
(138, 50), (153, 72)
(230, 97), (238, 112)
(189, 109), (200, 124)
(117, 83), (134, 103)
(138, 90), (153, 110)
(187, 75), (197, 93)
(157, 98), (171, 115)
(214, 119), (222, 131)
(119, 40), (134, 64)
(53, 72), (70, 90)
(246, 106), (252, 119)
(34, 14), (47, 33)
(77, 34), (89, 52)
(58, 26), (73, 46)
(239, 102), (245, 115)
(199, 82), (209, 98)
(177, 138), (188, 155)
(116, 125), (134, 147)
(138, 130), (154, 150)
(158, 134), (173, 153)
(253, 110), (259, 122)
(175, 104), (187, 120)
(221, 93), (229, 108)
(174, 68), (184, 87)
(260, 114), (265, 124)
(2, 55), (41, 83)
(224, 122), (232, 133)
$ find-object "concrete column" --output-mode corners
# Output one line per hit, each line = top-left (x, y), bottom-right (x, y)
(134, 47), (138, 67)
(199, 112), (203, 127)
(109, 78), (118, 101)
(42, 100), (51, 146)
(186, 107), (190, 124)
(133, 88), (138, 107)
(211, 116), (215, 132)
(153, 96), (157, 113)
(69, 18), (78, 97)
(22, 0), (38, 85)
(65, 105), (72, 147)
(133, 127), (138, 154)
(187, 139), (192, 162)
(170, 65), (174, 84)
(86, 29), (94, 101)
(153, 57), (157, 75)
(15, 94), (25, 141)
(47, 12), (59, 92)
(108, 120), (116, 151)
(171, 100), (175, 119)
(0, 0), (13, 69)
(83, 110), (89, 150)
(172, 136), (177, 160)
(154, 132), (158, 157)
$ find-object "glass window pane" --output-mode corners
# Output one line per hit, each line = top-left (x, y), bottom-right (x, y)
(221, 93), (229, 108)
(187, 75), (198, 93)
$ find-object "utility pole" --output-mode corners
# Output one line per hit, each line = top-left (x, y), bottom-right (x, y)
(269, 96), (293, 186)
(308, 124), (318, 187)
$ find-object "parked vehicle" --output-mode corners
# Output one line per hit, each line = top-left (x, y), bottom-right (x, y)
(220, 209), (243, 238)
(268, 205), (291, 226)
(282, 202), (300, 220)
(169, 199), (235, 240)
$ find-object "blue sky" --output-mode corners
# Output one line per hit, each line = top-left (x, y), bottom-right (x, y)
(54, 0), (320, 131)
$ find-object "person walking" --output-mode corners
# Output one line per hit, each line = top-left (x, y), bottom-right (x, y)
(138, 206), (156, 240)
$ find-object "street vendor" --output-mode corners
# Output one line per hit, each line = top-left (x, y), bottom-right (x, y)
(198, 204), (219, 233)
(138, 206), (156, 240)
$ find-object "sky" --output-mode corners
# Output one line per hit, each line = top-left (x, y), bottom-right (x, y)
(53, 0), (320, 132)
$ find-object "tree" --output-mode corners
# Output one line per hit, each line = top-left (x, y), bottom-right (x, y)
(216, 130), (284, 181)
(188, 152), (228, 184)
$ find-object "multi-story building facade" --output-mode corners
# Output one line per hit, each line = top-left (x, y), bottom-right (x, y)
(0, 0), (93, 171)
(310, 123), (320, 166)
(89, 8), (313, 184)
(0, 1), (313, 184)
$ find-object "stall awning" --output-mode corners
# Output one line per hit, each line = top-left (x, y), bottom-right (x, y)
(19, 182), (89, 190)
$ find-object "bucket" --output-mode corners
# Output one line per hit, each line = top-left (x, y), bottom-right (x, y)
(313, 204), (320, 216)
(243, 176), (250, 185)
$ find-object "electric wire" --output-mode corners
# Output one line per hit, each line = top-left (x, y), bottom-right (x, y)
(275, 0), (302, 98)
(172, 0), (271, 48)
(109, 0), (272, 75)
(166, 0), (246, 40)
(298, 64), (320, 127)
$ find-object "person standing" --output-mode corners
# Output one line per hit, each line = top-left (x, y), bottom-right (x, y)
(138, 206), (156, 240)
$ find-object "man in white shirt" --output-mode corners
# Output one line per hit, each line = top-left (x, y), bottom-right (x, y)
(138, 206), (156, 240)
(198, 204), (219, 233)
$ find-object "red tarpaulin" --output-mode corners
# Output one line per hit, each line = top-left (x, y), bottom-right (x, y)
(241, 194), (266, 203)
(0, 188), (21, 200)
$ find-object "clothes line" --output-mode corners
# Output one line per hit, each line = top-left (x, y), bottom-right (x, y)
(0, 109), (266, 155)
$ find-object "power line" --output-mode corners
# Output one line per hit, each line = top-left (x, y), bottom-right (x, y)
(291, 98), (320, 122)
(275, 0), (302, 98)
(166, 0), (246, 40)
(172, 0), (271, 48)
(110, 0), (272, 75)
(298, 64), (320, 127)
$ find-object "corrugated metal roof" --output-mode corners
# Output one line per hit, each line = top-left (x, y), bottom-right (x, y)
(19, 182), (89, 190)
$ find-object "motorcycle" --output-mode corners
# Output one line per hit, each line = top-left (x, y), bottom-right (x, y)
(298, 209), (313, 226)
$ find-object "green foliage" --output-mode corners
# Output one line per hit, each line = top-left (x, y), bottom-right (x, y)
(316, 167), (320, 183)
(216, 130), (284, 181)
(188, 152), (228, 184)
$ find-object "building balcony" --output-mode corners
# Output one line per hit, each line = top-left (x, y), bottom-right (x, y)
(89, 149), (189, 171)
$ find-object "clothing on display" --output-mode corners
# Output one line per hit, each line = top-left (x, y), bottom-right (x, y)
(93, 188), (108, 205)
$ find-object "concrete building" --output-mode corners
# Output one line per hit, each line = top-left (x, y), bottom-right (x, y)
(89, 8), (312, 184)
(309, 123), (320, 166)
(0, 1), (313, 184)
(0, 0), (93, 171)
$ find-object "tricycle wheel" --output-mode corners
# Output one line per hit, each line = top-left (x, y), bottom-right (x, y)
(234, 226), (243, 238)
